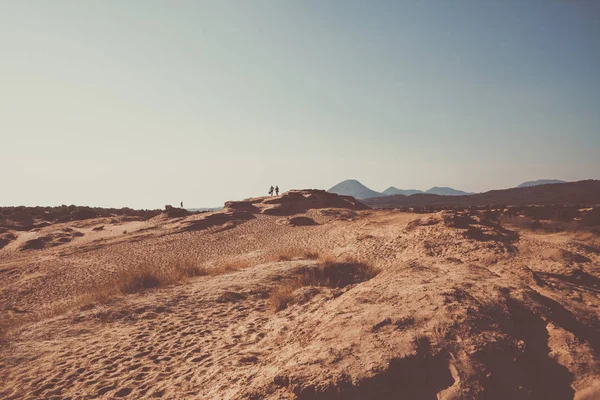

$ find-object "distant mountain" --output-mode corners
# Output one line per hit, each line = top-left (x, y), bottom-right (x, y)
(517, 179), (566, 188)
(382, 187), (424, 196)
(425, 187), (473, 196)
(363, 180), (600, 208)
(328, 180), (474, 199)
(327, 179), (383, 200)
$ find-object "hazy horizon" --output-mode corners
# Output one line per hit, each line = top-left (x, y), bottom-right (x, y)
(3, 1), (599, 209)
(3, 176), (597, 209)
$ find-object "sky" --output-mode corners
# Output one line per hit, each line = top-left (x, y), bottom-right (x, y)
(2, 1), (599, 208)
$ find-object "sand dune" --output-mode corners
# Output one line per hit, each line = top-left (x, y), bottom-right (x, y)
(1, 191), (599, 399)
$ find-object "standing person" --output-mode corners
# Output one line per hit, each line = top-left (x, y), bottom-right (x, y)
(181, 201), (184, 208)
(269, 185), (274, 196)
(275, 185), (279, 196)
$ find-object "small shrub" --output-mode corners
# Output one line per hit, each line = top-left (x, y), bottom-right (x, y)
(119, 267), (163, 294)
(268, 255), (379, 311)
(174, 258), (208, 277)
(116, 256), (217, 294)
(315, 257), (379, 287)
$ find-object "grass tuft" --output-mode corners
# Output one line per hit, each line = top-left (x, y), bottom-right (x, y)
(276, 247), (320, 262)
(268, 254), (379, 311)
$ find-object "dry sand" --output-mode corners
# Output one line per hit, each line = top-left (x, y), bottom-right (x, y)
(1, 191), (599, 399)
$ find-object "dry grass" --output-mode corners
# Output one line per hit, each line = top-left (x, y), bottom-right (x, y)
(208, 259), (252, 275)
(269, 284), (298, 311)
(0, 256), (254, 342)
(116, 256), (205, 294)
(116, 257), (253, 295)
(275, 247), (320, 262)
(269, 254), (380, 311)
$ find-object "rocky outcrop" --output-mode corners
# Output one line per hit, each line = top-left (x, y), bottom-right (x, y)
(0, 206), (162, 230)
(164, 205), (190, 218)
(226, 190), (370, 216)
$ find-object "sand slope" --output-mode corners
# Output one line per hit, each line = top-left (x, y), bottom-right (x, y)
(1, 193), (599, 399)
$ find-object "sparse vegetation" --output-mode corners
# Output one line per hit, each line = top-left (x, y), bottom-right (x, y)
(118, 264), (170, 294)
(115, 257), (252, 295)
(269, 284), (298, 311)
(0, 256), (255, 341)
(207, 259), (252, 275)
(0, 205), (163, 231)
(276, 247), (320, 261)
(269, 255), (380, 311)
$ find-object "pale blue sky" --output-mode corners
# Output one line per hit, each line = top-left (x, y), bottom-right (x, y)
(2, 1), (599, 208)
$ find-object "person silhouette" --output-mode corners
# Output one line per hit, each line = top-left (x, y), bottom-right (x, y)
(181, 201), (184, 208)
(269, 186), (274, 196)
(275, 186), (279, 196)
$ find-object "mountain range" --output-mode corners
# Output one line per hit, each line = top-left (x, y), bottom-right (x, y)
(363, 179), (600, 208)
(328, 180), (474, 199)
(328, 179), (571, 200)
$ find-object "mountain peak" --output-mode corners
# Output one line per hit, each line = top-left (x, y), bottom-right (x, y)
(328, 180), (383, 199)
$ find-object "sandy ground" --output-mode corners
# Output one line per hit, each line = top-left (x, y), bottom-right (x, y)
(1, 192), (599, 399)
